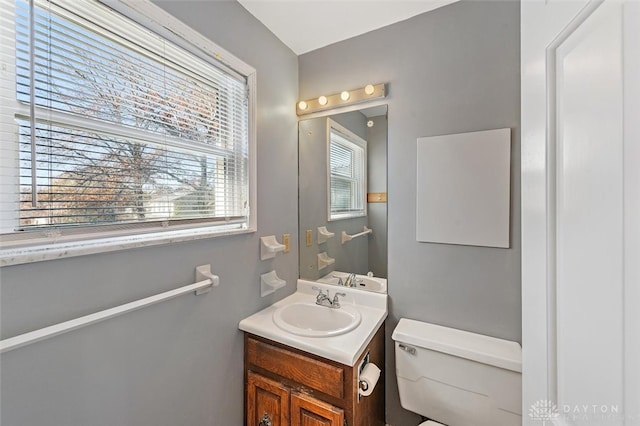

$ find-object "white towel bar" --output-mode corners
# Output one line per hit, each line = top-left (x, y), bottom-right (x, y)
(341, 226), (373, 244)
(0, 274), (217, 354)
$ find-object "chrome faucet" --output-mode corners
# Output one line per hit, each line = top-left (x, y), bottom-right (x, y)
(344, 273), (357, 288)
(312, 286), (333, 307)
(331, 275), (344, 286)
(312, 286), (346, 308)
(332, 292), (346, 308)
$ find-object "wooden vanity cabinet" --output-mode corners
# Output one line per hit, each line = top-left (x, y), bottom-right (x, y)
(290, 391), (344, 426)
(244, 325), (385, 426)
(247, 372), (290, 426)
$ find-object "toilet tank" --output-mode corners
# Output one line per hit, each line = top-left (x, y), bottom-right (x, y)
(392, 318), (522, 426)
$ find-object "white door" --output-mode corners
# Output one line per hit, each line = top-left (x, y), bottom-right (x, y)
(522, 1), (639, 425)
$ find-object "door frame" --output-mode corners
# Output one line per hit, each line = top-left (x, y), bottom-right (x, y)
(521, 1), (640, 424)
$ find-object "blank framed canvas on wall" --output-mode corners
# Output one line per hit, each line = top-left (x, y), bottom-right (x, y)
(416, 128), (511, 248)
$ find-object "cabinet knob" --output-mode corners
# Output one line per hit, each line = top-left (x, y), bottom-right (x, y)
(259, 412), (272, 426)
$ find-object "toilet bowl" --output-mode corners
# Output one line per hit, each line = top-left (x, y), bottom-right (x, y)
(392, 318), (522, 426)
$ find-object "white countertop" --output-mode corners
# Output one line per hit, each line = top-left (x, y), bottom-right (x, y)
(239, 279), (388, 366)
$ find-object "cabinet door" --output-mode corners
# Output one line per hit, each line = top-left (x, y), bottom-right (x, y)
(247, 372), (290, 426)
(290, 391), (344, 426)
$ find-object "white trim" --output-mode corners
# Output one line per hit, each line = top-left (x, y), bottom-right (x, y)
(623, 1), (640, 421)
(544, 0), (606, 405)
(523, 2), (636, 424)
(326, 118), (368, 222)
(98, 0), (255, 79)
(247, 72), (258, 232)
(0, 225), (254, 267)
(521, 0), (590, 421)
(0, 0), (20, 232)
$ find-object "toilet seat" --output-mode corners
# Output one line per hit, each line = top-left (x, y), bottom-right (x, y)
(420, 421), (445, 426)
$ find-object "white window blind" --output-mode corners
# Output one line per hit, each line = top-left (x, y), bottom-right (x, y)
(0, 0), (253, 250)
(328, 119), (366, 220)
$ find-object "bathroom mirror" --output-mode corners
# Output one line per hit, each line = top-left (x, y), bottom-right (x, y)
(298, 105), (387, 291)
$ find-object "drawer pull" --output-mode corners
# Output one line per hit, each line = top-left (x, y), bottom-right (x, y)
(259, 412), (272, 426)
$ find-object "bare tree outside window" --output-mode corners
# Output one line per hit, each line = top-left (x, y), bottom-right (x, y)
(15, 2), (245, 229)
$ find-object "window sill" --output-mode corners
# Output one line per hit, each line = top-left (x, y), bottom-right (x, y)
(0, 225), (255, 267)
(328, 212), (367, 221)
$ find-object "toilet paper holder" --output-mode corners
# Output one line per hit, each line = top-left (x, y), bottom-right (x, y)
(357, 352), (370, 402)
(357, 352), (381, 401)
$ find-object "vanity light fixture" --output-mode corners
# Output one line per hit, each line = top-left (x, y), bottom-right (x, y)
(296, 83), (386, 116)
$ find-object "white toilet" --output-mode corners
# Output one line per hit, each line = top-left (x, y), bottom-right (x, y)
(392, 318), (522, 426)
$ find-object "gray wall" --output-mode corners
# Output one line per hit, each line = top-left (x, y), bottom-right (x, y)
(299, 1), (521, 424)
(1, 2), (521, 425)
(0, 2), (298, 425)
(366, 114), (388, 278)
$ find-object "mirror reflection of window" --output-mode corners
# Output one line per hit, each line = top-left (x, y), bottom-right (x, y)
(298, 105), (387, 283)
(328, 119), (367, 221)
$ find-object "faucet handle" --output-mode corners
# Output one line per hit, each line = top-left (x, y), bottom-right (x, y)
(311, 286), (327, 301)
(332, 292), (347, 308)
(344, 273), (357, 287)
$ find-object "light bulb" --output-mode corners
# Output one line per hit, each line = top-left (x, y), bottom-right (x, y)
(340, 91), (350, 101)
(365, 84), (375, 95)
(318, 95), (328, 106)
(298, 101), (308, 110)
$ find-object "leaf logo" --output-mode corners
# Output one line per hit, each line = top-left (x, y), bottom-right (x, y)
(529, 399), (559, 423)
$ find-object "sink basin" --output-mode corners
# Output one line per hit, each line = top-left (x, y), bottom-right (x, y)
(353, 276), (386, 292)
(239, 279), (388, 365)
(317, 272), (387, 294)
(273, 303), (362, 337)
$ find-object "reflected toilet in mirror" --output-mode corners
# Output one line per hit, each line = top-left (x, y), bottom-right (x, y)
(298, 105), (387, 292)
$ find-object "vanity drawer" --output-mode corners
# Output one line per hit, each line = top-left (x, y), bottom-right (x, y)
(246, 336), (345, 399)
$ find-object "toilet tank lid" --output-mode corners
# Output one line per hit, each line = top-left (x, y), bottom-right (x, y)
(392, 318), (522, 373)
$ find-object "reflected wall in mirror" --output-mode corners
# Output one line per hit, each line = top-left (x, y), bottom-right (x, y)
(299, 105), (387, 290)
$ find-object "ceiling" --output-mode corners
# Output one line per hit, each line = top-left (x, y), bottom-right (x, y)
(237, 0), (459, 55)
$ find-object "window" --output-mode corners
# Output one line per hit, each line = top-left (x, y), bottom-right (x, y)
(327, 119), (366, 221)
(0, 0), (256, 263)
